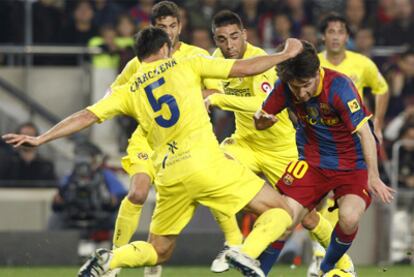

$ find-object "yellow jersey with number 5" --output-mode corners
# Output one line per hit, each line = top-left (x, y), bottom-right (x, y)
(87, 55), (235, 181)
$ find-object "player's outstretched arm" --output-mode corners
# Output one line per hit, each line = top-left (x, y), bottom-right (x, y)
(254, 110), (278, 130)
(2, 109), (99, 148)
(373, 92), (390, 144)
(357, 122), (395, 204)
(229, 38), (302, 78)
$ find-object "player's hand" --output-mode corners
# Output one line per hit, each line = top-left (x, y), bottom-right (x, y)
(368, 175), (395, 204)
(204, 97), (212, 113)
(2, 133), (41, 148)
(254, 110), (278, 130)
(283, 38), (303, 59)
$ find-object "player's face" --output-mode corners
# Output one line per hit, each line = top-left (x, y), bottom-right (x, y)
(323, 21), (348, 54)
(213, 24), (247, 59)
(154, 16), (181, 47)
(287, 73), (320, 103)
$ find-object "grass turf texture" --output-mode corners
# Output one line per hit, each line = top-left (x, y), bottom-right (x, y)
(0, 265), (413, 277)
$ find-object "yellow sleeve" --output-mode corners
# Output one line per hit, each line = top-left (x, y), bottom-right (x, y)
(209, 93), (264, 113)
(203, 78), (224, 92)
(362, 57), (388, 95)
(87, 84), (133, 122)
(189, 55), (236, 79)
(111, 58), (139, 88)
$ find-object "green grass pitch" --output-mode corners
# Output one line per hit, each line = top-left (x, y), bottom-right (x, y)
(0, 265), (413, 277)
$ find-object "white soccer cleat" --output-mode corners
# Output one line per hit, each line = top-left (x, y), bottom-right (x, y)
(78, 248), (113, 277)
(211, 244), (232, 273)
(144, 265), (163, 277)
(225, 248), (264, 277)
(101, 268), (121, 277)
(307, 250), (325, 277)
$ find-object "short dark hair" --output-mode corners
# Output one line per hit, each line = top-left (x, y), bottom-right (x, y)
(151, 1), (181, 25)
(320, 13), (350, 34)
(276, 40), (320, 83)
(134, 26), (171, 61)
(212, 10), (244, 32)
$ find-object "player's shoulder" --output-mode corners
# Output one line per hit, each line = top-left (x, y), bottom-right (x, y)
(245, 43), (267, 57)
(324, 68), (354, 96)
(346, 50), (374, 65)
(180, 42), (210, 56)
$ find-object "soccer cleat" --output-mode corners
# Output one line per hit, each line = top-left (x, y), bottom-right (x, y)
(211, 245), (232, 273)
(78, 248), (113, 277)
(144, 265), (163, 277)
(321, 269), (355, 277)
(307, 250), (325, 277)
(335, 254), (356, 276)
(101, 268), (121, 277)
(225, 248), (265, 277)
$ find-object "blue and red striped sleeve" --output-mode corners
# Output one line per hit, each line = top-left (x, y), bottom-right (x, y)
(262, 80), (288, 115)
(329, 76), (372, 133)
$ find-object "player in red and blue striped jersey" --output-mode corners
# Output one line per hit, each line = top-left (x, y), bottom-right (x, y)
(255, 41), (394, 275)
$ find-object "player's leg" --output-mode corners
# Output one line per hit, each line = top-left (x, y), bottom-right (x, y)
(319, 169), (371, 274)
(257, 147), (298, 274)
(113, 173), (152, 248)
(210, 138), (261, 272)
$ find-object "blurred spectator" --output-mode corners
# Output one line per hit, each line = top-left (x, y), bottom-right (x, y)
(88, 25), (121, 68)
(190, 27), (213, 52)
(33, 0), (62, 44)
(354, 27), (375, 57)
(48, 142), (126, 230)
(0, 122), (56, 186)
(385, 105), (414, 142)
(58, 0), (98, 65)
(129, 0), (154, 29)
(246, 27), (261, 46)
(396, 123), (414, 189)
(189, 0), (221, 28)
(308, 0), (345, 23)
(271, 13), (293, 47)
(235, 0), (261, 29)
(345, 0), (367, 38)
(178, 6), (192, 43)
(300, 24), (320, 50)
(377, 0), (414, 47)
(283, 0), (310, 35)
(59, 0), (97, 45)
(385, 49), (414, 119)
(0, 1), (12, 44)
(93, 0), (123, 27)
(375, 0), (396, 24)
(116, 14), (136, 70)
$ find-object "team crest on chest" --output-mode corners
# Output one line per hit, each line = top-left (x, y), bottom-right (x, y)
(320, 103), (332, 115)
(283, 174), (294, 186)
(307, 106), (319, 118)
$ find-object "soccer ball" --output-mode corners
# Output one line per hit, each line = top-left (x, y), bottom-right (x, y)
(323, 269), (354, 277)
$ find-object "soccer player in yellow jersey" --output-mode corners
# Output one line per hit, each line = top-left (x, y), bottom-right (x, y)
(109, 2), (211, 276)
(204, 11), (354, 276)
(3, 27), (303, 277)
(306, 13), (390, 276)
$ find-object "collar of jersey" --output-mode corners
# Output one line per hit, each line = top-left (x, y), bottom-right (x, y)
(313, 67), (325, 97)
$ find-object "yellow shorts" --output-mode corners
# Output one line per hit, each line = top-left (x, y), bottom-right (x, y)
(220, 137), (298, 186)
(149, 149), (264, 235)
(121, 129), (155, 182)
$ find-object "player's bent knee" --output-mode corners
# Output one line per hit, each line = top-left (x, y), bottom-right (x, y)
(338, 213), (360, 233)
(301, 210), (319, 230)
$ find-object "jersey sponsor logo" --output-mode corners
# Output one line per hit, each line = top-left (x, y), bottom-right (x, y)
(261, 82), (272, 93)
(167, 141), (178, 154)
(283, 173), (294, 186)
(137, 152), (149, 160)
(347, 99), (361, 113)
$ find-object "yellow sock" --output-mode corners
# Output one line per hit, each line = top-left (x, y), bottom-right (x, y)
(109, 241), (157, 269)
(214, 213), (243, 246)
(113, 197), (142, 248)
(241, 208), (292, 259)
(311, 212), (353, 271)
(310, 212), (332, 248)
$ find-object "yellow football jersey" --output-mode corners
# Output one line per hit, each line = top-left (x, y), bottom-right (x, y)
(318, 50), (388, 97)
(204, 43), (296, 151)
(112, 42), (209, 88)
(87, 55), (235, 182)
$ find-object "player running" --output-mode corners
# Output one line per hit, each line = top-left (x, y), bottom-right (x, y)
(253, 40), (394, 276)
(205, 10), (354, 276)
(3, 27), (303, 277)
